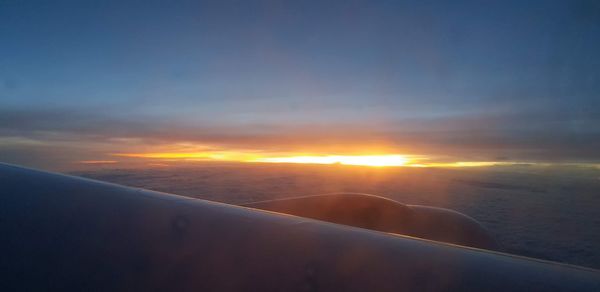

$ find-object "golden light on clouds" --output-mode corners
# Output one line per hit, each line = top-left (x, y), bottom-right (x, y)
(110, 148), (511, 168)
(253, 155), (410, 167)
(406, 162), (506, 168)
(78, 160), (118, 164)
(115, 152), (218, 159)
(113, 151), (412, 167)
(112, 151), (262, 162)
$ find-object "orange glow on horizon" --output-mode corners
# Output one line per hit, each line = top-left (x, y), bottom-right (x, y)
(114, 152), (216, 159)
(112, 152), (412, 167)
(254, 155), (410, 167)
(421, 161), (509, 167)
(111, 150), (513, 168)
(113, 152), (261, 161)
(78, 160), (118, 164)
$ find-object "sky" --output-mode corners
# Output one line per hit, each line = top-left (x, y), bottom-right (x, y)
(1, 0), (599, 170)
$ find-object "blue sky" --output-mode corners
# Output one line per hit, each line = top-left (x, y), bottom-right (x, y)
(1, 0), (599, 169)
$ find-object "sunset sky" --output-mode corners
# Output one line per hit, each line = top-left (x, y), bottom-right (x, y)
(1, 0), (599, 170)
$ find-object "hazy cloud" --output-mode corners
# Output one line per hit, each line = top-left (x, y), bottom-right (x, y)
(2, 106), (600, 169)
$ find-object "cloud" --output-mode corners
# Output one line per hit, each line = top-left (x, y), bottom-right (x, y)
(1, 106), (600, 170)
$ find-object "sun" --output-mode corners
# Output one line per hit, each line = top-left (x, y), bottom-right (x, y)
(112, 149), (413, 167)
(110, 149), (510, 168)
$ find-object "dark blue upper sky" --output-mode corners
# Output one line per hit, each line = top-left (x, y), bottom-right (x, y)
(1, 0), (599, 169)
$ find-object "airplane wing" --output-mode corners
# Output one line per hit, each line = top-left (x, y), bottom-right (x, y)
(1, 163), (599, 291)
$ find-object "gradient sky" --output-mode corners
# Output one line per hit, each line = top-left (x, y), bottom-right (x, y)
(1, 0), (599, 169)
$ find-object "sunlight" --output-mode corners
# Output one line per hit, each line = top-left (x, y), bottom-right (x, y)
(113, 152), (411, 167)
(112, 152), (261, 161)
(77, 160), (118, 164)
(254, 155), (410, 167)
(114, 152), (216, 159)
(111, 150), (517, 168)
(418, 161), (510, 168)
